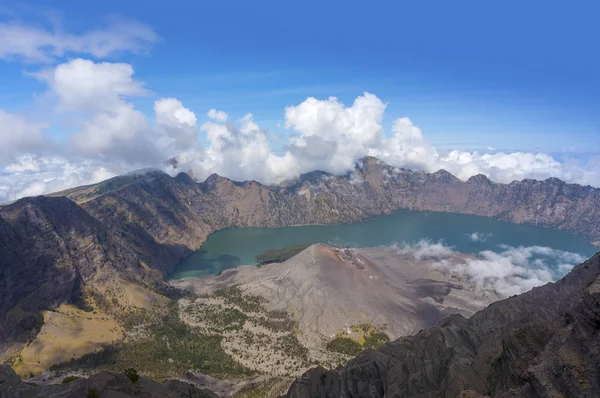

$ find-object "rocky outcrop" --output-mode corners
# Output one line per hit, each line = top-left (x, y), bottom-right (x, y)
(285, 252), (600, 397)
(0, 365), (219, 397)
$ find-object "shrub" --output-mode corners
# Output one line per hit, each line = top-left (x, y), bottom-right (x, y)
(124, 367), (140, 384)
(326, 337), (363, 356)
(86, 387), (100, 398)
(61, 375), (79, 384)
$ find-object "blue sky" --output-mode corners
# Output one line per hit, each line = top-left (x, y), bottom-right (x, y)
(1, 0), (599, 201)
(2, 0), (599, 151)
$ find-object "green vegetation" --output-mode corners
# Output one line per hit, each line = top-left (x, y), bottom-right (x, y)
(254, 315), (295, 333)
(274, 334), (309, 362)
(326, 324), (390, 356)
(124, 368), (139, 384)
(187, 303), (248, 332)
(213, 285), (266, 313)
(364, 331), (389, 347)
(61, 375), (79, 384)
(255, 244), (312, 265)
(50, 284), (314, 380)
(182, 286), (312, 374)
(326, 337), (363, 356)
(86, 387), (100, 398)
(50, 302), (252, 380)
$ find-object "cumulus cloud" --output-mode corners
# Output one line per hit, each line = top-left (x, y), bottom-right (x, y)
(0, 17), (158, 63)
(155, 98), (199, 152)
(207, 108), (228, 122)
(397, 240), (587, 297)
(0, 111), (47, 164)
(2, 81), (600, 202)
(394, 239), (455, 260)
(30, 58), (201, 166)
(0, 58), (201, 202)
(0, 155), (118, 202)
(33, 58), (147, 111)
(173, 93), (600, 188)
(467, 232), (492, 242)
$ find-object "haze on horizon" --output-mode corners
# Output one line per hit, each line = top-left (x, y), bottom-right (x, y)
(1, 0), (599, 203)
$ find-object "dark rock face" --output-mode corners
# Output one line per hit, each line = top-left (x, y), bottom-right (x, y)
(0, 196), (158, 345)
(0, 365), (219, 397)
(285, 253), (600, 398)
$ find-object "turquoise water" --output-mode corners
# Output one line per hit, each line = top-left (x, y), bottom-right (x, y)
(169, 211), (598, 279)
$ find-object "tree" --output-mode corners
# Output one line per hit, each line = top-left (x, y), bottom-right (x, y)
(124, 367), (140, 384)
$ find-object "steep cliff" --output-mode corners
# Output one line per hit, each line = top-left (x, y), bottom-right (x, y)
(0, 196), (161, 352)
(57, 157), (600, 255)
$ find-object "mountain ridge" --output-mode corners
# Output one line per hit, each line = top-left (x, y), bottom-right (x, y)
(2, 156), (600, 371)
(58, 156), (600, 246)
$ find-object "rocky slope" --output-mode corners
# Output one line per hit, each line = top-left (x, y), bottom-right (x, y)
(0, 196), (163, 355)
(0, 365), (218, 397)
(55, 157), (600, 257)
(285, 252), (600, 398)
(2, 156), (600, 369)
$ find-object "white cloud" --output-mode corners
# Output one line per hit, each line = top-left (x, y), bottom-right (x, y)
(155, 98), (199, 152)
(2, 84), (600, 202)
(30, 58), (202, 166)
(0, 155), (119, 202)
(33, 58), (156, 163)
(467, 232), (492, 242)
(0, 111), (47, 164)
(33, 58), (147, 111)
(207, 108), (228, 122)
(284, 94), (386, 174)
(397, 240), (587, 297)
(0, 17), (158, 63)
(394, 239), (455, 260)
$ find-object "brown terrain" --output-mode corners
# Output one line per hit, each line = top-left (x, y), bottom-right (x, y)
(1, 156), (600, 394)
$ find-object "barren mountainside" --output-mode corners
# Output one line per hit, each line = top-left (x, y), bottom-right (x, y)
(286, 252), (600, 397)
(173, 244), (500, 342)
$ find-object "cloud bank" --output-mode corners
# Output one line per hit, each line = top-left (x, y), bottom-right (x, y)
(396, 240), (587, 297)
(0, 20), (599, 202)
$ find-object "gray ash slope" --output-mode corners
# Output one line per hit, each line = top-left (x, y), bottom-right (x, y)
(173, 244), (500, 343)
(286, 251), (600, 398)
